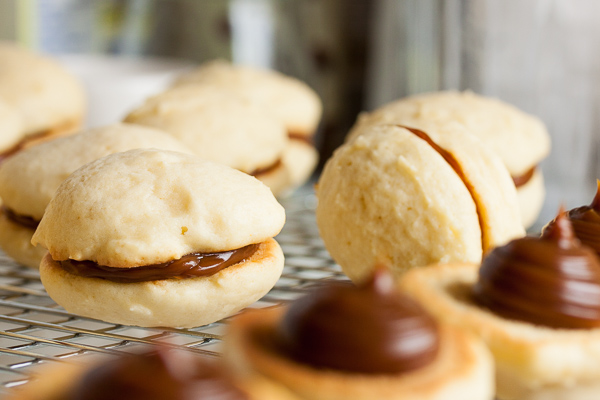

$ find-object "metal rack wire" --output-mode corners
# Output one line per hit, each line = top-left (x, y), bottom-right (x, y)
(0, 187), (342, 396)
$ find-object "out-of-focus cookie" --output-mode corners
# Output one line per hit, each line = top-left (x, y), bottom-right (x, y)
(124, 85), (292, 194)
(0, 42), (85, 158)
(171, 60), (322, 196)
(347, 91), (551, 228)
(0, 123), (192, 268)
(400, 212), (600, 400)
(225, 268), (494, 400)
(0, 99), (23, 156)
(32, 149), (285, 328)
(6, 347), (297, 400)
(316, 123), (524, 283)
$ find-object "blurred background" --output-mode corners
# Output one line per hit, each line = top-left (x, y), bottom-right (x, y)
(0, 0), (599, 229)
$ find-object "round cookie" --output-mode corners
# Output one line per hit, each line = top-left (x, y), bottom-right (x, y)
(171, 60), (323, 195)
(32, 149), (286, 327)
(0, 42), (85, 147)
(0, 123), (194, 268)
(124, 85), (292, 193)
(316, 123), (524, 283)
(225, 269), (494, 400)
(172, 60), (322, 136)
(347, 91), (551, 228)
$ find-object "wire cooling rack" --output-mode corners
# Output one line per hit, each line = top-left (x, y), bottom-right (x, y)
(0, 186), (343, 397)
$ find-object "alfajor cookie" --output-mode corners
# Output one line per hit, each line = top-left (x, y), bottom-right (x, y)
(31, 149), (285, 328)
(0, 42), (85, 158)
(316, 123), (524, 283)
(225, 268), (494, 400)
(347, 91), (551, 228)
(399, 212), (600, 400)
(0, 123), (193, 269)
(124, 85), (293, 194)
(170, 60), (322, 195)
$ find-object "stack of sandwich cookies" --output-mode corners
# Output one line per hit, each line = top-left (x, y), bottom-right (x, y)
(32, 149), (285, 328)
(128, 60), (322, 196)
(0, 123), (194, 269)
(399, 211), (600, 399)
(0, 42), (85, 159)
(316, 123), (524, 283)
(347, 91), (551, 228)
(225, 268), (494, 400)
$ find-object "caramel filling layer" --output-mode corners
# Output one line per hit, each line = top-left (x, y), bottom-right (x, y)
(1, 207), (39, 230)
(288, 132), (314, 146)
(59, 243), (259, 283)
(0, 119), (79, 164)
(402, 126), (486, 249)
(250, 159), (283, 177)
(512, 166), (536, 188)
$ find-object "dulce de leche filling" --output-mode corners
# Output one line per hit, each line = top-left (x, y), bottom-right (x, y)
(1, 206), (39, 229)
(272, 268), (440, 374)
(473, 211), (600, 329)
(512, 166), (536, 188)
(59, 243), (259, 283)
(68, 347), (249, 400)
(545, 180), (600, 257)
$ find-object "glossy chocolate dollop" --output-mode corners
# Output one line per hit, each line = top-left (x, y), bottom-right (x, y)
(68, 348), (249, 400)
(544, 181), (600, 257)
(474, 211), (600, 329)
(277, 268), (440, 374)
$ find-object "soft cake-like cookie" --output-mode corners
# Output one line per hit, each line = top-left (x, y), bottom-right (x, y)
(0, 123), (192, 268)
(168, 60), (322, 196)
(0, 99), (22, 155)
(399, 212), (600, 400)
(316, 123), (524, 282)
(347, 91), (551, 228)
(225, 269), (494, 400)
(124, 85), (291, 190)
(0, 42), (85, 154)
(32, 149), (285, 328)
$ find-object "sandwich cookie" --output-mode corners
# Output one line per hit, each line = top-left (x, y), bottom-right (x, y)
(0, 123), (193, 269)
(0, 42), (85, 160)
(171, 60), (323, 195)
(400, 211), (600, 400)
(316, 123), (524, 283)
(31, 149), (286, 328)
(347, 91), (551, 228)
(124, 85), (294, 195)
(225, 268), (494, 400)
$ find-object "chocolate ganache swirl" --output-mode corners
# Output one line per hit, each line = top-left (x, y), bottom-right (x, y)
(473, 211), (600, 329)
(67, 348), (249, 400)
(544, 181), (600, 257)
(276, 268), (440, 374)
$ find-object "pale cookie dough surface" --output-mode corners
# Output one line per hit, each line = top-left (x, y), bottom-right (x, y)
(399, 263), (600, 400)
(172, 60), (322, 135)
(39, 239), (284, 328)
(0, 42), (85, 135)
(0, 213), (46, 269)
(124, 85), (287, 173)
(280, 139), (319, 195)
(225, 307), (494, 400)
(0, 99), (22, 152)
(0, 123), (193, 221)
(317, 124), (523, 282)
(32, 149), (286, 267)
(348, 90), (550, 177)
